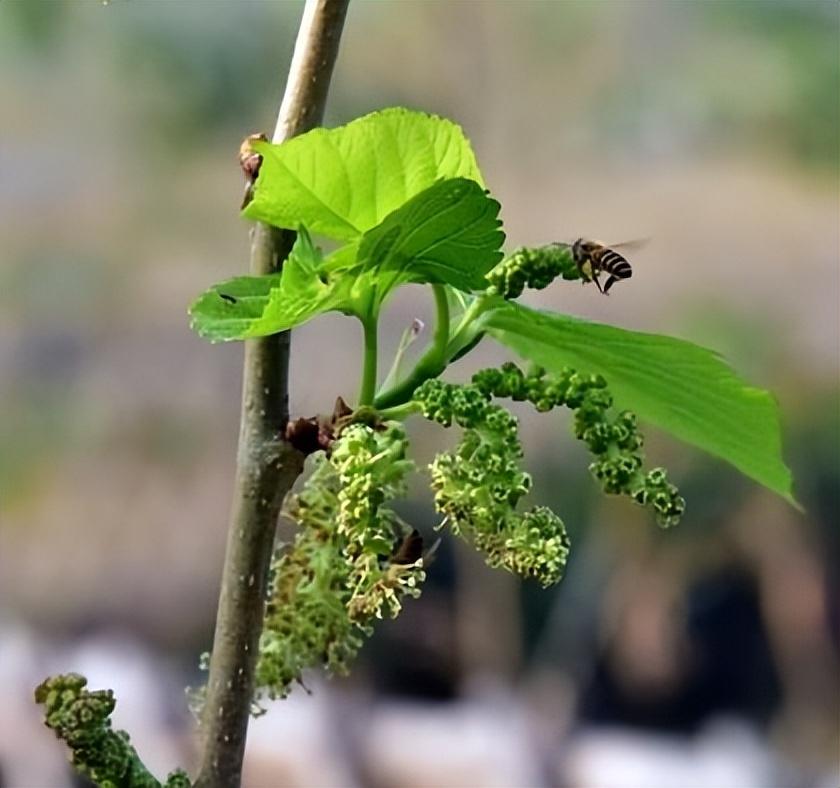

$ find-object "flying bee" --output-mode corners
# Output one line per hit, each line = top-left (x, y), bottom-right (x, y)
(571, 238), (646, 295)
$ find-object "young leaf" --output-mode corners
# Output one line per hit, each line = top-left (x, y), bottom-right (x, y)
(481, 301), (795, 504)
(243, 108), (485, 240)
(189, 229), (353, 342)
(357, 178), (504, 295)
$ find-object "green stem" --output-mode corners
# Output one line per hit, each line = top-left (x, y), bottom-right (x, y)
(358, 313), (379, 406)
(377, 400), (422, 421)
(374, 284), (450, 409)
(445, 293), (492, 360)
(380, 319), (422, 393)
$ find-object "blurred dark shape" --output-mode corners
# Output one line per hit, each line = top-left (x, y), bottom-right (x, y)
(789, 400), (840, 650)
(684, 568), (781, 724)
(580, 565), (780, 733)
(364, 528), (460, 702)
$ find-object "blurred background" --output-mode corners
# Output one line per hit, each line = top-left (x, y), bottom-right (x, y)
(1, 1), (838, 786)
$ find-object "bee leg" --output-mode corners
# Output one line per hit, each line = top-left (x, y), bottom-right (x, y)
(592, 274), (605, 294)
(603, 275), (618, 294)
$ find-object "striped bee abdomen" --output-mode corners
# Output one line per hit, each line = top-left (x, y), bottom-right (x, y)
(599, 248), (632, 293)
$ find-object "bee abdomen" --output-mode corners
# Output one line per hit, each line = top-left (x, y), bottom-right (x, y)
(600, 250), (632, 278)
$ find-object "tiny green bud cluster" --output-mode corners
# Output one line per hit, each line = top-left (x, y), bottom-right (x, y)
(415, 378), (570, 587)
(34, 673), (189, 788)
(472, 362), (685, 526)
(255, 423), (425, 701)
(487, 244), (580, 299)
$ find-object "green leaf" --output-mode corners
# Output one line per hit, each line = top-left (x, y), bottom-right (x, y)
(357, 178), (504, 295)
(189, 229), (353, 342)
(188, 274), (280, 342)
(481, 301), (796, 504)
(243, 108), (485, 240)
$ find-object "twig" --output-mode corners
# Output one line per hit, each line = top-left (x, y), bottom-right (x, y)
(194, 2), (350, 786)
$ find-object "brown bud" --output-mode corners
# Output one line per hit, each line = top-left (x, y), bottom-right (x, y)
(239, 132), (268, 209)
(331, 396), (353, 422)
(284, 417), (322, 456)
(391, 529), (423, 565)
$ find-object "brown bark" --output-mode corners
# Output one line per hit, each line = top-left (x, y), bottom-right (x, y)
(194, 3), (350, 785)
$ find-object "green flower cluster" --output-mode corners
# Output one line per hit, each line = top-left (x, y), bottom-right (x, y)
(256, 423), (425, 701)
(486, 243), (580, 299)
(34, 673), (189, 788)
(414, 379), (570, 587)
(472, 362), (685, 526)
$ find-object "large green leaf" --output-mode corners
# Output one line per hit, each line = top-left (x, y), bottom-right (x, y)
(242, 108), (485, 240)
(357, 178), (504, 295)
(189, 230), (353, 342)
(481, 301), (795, 504)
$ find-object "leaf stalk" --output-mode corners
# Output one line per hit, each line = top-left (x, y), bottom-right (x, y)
(358, 312), (379, 406)
(374, 284), (451, 409)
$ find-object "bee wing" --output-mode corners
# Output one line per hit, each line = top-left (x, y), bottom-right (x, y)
(422, 537), (442, 567)
(606, 238), (650, 253)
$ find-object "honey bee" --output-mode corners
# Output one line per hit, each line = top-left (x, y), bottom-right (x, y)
(571, 238), (646, 294)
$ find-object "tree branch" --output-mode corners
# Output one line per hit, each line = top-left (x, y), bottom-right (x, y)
(195, 2), (350, 786)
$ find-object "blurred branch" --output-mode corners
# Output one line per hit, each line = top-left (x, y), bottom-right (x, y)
(195, 2), (349, 786)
